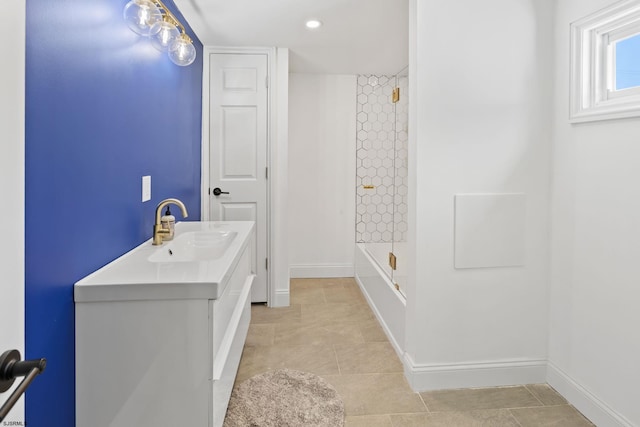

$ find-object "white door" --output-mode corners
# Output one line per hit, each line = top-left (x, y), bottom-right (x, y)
(209, 53), (268, 302)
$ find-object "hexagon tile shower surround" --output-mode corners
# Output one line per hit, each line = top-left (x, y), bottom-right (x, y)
(356, 74), (408, 244)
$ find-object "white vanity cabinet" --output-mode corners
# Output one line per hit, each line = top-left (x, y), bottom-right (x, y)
(74, 222), (255, 427)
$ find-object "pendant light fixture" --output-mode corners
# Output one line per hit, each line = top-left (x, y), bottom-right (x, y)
(123, 0), (196, 66)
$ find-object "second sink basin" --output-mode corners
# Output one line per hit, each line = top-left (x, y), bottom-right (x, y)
(148, 230), (238, 263)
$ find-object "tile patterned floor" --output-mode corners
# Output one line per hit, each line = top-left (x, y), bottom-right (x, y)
(235, 278), (595, 426)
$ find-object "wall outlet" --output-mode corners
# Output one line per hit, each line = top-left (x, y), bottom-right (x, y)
(142, 176), (151, 202)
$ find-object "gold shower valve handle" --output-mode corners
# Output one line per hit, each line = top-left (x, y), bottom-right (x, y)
(362, 185), (375, 190)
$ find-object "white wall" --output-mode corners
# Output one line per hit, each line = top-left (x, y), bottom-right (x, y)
(0, 0), (25, 422)
(288, 74), (357, 278)
(405, 0), (554, 390)
(548, 1), (640, 426)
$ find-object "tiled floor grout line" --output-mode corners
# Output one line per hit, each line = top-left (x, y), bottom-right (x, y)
(417, 391), (431, 413)
(523, 384), (545, 406)
(332, 344), (342, 375)
(268, 322), (276, 346)
(507, 409), (525, 427)
(385, 414), (394, 427)
(504, 403), (570, 410)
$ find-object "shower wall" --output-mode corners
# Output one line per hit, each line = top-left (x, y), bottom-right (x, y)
(393, 73), (408, 243)
(356, 74), (408, 243)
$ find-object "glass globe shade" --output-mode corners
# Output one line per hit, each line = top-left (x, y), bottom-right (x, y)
(168, 36), (196, 66)
(123, 0), (162, 37)
(150, 21), (179, 52)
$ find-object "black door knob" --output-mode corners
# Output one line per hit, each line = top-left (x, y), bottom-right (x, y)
(212, 187), (229, 196)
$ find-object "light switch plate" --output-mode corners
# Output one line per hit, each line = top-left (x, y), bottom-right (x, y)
(142, 176), (151, 202)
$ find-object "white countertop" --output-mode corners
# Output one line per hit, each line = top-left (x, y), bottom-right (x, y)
(74, 221), (255, 303)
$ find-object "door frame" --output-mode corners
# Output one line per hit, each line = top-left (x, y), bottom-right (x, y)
(201, 46), (290, 307)
(0, 0), (25, 421)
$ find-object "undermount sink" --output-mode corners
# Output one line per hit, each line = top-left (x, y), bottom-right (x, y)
(148, 230), (238, 263)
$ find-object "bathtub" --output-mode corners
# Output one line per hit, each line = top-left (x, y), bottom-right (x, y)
(355, 242), (406, 357)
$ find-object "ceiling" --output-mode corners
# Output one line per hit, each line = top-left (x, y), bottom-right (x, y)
(172, 0), (409, 75)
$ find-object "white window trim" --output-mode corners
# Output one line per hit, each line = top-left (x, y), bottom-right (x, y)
(570, 0), (640, 123)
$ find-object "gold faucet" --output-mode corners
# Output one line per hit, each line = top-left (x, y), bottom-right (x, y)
(153, 198), (189, 245)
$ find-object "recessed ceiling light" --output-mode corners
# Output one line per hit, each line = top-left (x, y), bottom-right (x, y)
(305, 20), (322, 29)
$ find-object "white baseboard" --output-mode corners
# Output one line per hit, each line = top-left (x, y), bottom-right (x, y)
(403, 354), (547, 392)
(547, 362), (634, 427)
(270, 289), (290, 308)
(289, 264), (354, 278)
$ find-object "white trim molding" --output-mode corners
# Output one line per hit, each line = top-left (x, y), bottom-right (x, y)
(400, 357), (635, 426)
(200, 46), (290, 308)
(269, 48), (290, 307)
(0, 0), (26, 423)
(403, 354), (547, 392)
(570, 0), (640, 122)
(271, 289), (290, 308)
(289, 264), (355, 279)
(547, 362), (635, 427)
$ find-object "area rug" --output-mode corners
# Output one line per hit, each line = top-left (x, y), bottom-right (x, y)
(224, 369), (345, 427)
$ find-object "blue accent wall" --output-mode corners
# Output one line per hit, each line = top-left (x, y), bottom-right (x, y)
(25, 1), (202, 424)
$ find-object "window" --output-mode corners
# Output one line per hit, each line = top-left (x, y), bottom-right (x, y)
(613, 32), (640, 90)
(570, 0), (640, 122)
